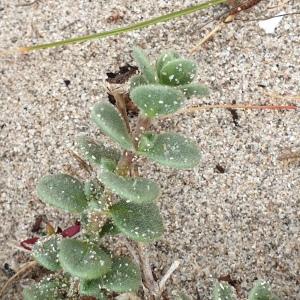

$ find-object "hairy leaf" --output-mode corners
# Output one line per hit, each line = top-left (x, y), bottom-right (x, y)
(76, 135), (121, 165)
(132, 47), (157, 83)
(23, 276), (67, 300)
(138, 132), (201, 169)
(130, 74), (147, 91)
(130, 84), (184, 117)
(99, 219), (121, 238)
(80, 279), (107, 299)
(32, 235), (61, 271)
(109, 200), (163, 243)
(36, 174), (88, 213)
(156, 51), (180, 79)
(178, 83), (209, 99)
(212, 282), (234, 300)
(159, 58), (197, 86)
(84, 180), (104, 202)
(248, 281), (279, 300)
(91, 103), (134, 150)
(59, 239), (112, 279)
(98, 169), (160, 203)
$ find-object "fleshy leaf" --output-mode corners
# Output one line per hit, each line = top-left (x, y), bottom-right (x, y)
(98, 169), (160, 203)
(36, 174), (88, 213)
(132, 47), (157, 83)
(59, 239), (112, 279)
(248, 281), (279, 300)
(156, 51), (181, 79)
(100, 256), (141, 292)
(109, 200), (163, 243)
(138, 132), (201, 169)
(91, 103), (134, 150)
(178, 83), (209, 99)
(130, 84), (184, 117)
(99, 220), (121, 238)
(159, 58), (197, 86)
(32, 235), (61, 271)
(23, 276), (68, 300)
(212, 282), (234, 300)
(80, 279), (107, 299)
(76, 135), (121, 166)
(130, 74), (147, 91)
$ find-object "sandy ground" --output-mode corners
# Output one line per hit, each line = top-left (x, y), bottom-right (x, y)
(0, 0), (299, 299)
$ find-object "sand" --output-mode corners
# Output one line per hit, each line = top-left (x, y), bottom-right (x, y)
(0, 0), (299, 299)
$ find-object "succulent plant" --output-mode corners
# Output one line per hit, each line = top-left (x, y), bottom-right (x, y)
(25, 47), (208, 299)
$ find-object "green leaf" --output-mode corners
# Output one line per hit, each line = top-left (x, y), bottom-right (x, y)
(36, 174), (88, 213)
(159, 58), (197, 86)
(130, 74), (147, 91)
(109, 200), (163, 243)
(212, 282), (234, 300)
(23, 276), (68, 300)
(100, 256), (141, 293)
(91, 103), (134, 150)
(156, 51), (180, 79)
(132, 47), (157, 83)
(178, 83), (209, 99)
(248, 281), (279, 300)
(80, 279), (107, 299)
(59, 239), (112, 279)
(98, 169), (160, 203)
(84, 180), (104, 202)
(138, 132), (201, 169)
(76, 135), (121, 166)
(99, 219), (121, 238)
(32, 235), (61, 271)
(130, 84), (184, 117)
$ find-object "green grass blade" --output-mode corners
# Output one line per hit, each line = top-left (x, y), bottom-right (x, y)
(21, 0), (226, 51)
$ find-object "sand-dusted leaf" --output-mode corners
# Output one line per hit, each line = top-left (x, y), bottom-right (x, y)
(32, 235), (61, 271)
(91, 103), (134, 150)
(212, 282), (234, 300)
(156, 51), (181, 79)
(130, 84), (184, 117)
(36, 174), (88, 213)
(84, 180), (104, 202)
(138, 132), (201, 169)
(99, 220), (121, 238)
(23, 276), (68, 300)
(109, 200), (163, 243)
(159, 58), (197, 86)
(80, 279), (107, 299)
(130, 74), (147, 91)
(178, 83), (209, 99)
(100, 256), (141, 292)
(76, 135), (121, 166)
(98, 169), (160, 203)
(132, 47), (157, 83)
(59, 239), (112, 279)
(248, 281), (279, 300)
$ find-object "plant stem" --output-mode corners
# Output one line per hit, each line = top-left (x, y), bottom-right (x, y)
(20, 0), (227, 52)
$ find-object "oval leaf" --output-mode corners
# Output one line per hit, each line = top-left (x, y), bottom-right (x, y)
(80, 279), (107, 299)
(212, 282), (234, 300)
(32, 235), (61, 271)
(178, 83), (209, 99)
(130, 74), (147, 91)
(91, 103), (134, 150)
(130, 84), (184, 117)
(98, 169), (160, 203)
(138, 132), (201, 169)
(36, 174), (88, 213)
(132, 47), (157, 83)
(99, 220), (121, 238)
(59, 239), (112, 279)
(159, 58), (197, 86)
(156, 51), (180, 79)
(109, 200), (163, 243)
(23, 276), (67, 300)
(248, 281), (279, 300)
(76, 135), (121, 166)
